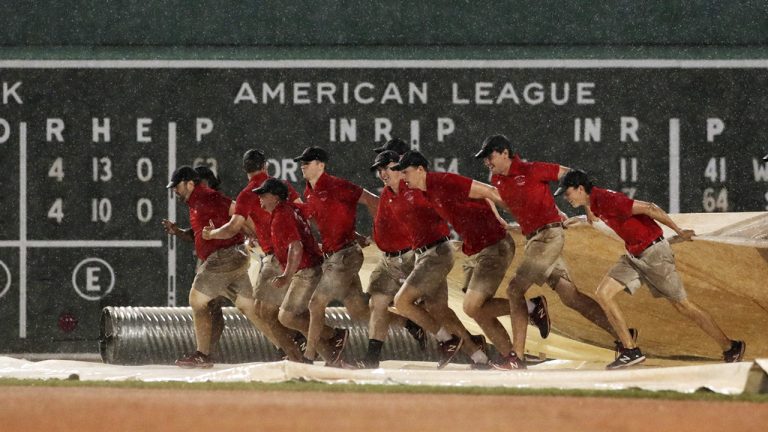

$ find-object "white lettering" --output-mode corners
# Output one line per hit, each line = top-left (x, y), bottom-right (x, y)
(92, 118), (111, 142)
(293, 82), (310, 104)
(380, 83), (404, 104)
(234, 82), (257, 104)
(2, 81), (22, 105)
(374, 118), (392, 141)
(437, 118), (455, 142)
(577, 82), (595, 104)
(451, 83), (470, 104)
(196, 118), (213, 142)
(620, 117), (639, 142)
(263, 82), (285, 104)
(523, 83), (544, 105)
(707, 118), (725, 142)
(47, 118), (65, 142)
(136, 118), (152, 143)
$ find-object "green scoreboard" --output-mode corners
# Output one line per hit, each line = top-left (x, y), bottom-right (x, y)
(1, 60), (766, 353)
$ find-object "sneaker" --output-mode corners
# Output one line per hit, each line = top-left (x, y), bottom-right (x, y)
(328, 328), (349, 364)
(723, 340), (746, 363)
(405, 320), (428, 351)
(529, 296), (550, 339)
(490, 352), (526, 370)
(614, 328), (639, 359)
(354, 358), (380, 369)
(437, 335), (463, 369)
(175, 351), (213, 369)
(293, 332), (308, 354)
(606, 347), (646, 369)
(470, 334), (487, 354)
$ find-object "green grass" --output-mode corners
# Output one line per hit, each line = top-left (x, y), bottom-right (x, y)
(2, 378), (767, 403)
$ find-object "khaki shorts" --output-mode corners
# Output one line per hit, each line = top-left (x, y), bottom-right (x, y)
(192, 245), (253, 301)
(281, 266), (322, 313)
(253, 254), (288, 307)
(608, 240), (687, 301)
(516, 226), (572, 287)
(405, 241), (455, 298)
(315, 243), (366, 302)
(367, 250), (416, 298)
(463, 234), (515, 296)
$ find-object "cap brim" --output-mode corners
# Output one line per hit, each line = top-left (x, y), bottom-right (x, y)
(763, 154), (768, 161)
(370, 162), (385, 171)
(372, 146), (387, 153)
(166, 181), (178, 189)
(252, 186), (268, 194)
(389, 163), (407, 171)
(473, 148), (490, 159)
(553, 186), (566, 197)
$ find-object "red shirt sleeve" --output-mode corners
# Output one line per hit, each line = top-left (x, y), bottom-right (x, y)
(439, 172), (472, 198)
(234, 188), (258, 217)
(334, 177), (364, 204)
(531, 161), (560, 182)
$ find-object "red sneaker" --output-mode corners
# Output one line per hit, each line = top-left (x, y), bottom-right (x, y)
(491, 352), (527, 370)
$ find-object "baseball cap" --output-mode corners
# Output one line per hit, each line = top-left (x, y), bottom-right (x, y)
(194, 165), (220, 190)
(763, 153), (768, 161)
(554, 169), (591, 196)
(390, 150), (429, 171)
(242, 148), (266, 167)
(292, 146), (329, 163)
(252, 177), (289, 200)
(474, 134), (512, 159)
(373, 138), (410, 155)
(370, 150), (401, 171)
(166, 165), (199, 189)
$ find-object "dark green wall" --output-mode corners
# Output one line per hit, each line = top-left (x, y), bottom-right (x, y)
(4, 1), (768, 47)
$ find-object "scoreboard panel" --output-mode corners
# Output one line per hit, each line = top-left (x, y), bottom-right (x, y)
(0, 60), (766, 353)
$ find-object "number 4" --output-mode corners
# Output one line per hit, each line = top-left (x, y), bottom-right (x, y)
(48, 158), (64, 182)
(47, 198), (64, 223)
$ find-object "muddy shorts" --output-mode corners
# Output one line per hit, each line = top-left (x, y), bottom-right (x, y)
(315, 243), (366, 302)
(192, 244), (253, 301)
(281, 266), (322, 313)
(608, 240), (687, 301)
(367, 250), (416, 298)
(516, 226), (572, 288)
(404, 241), (455, 298)
(461, 234), (515, 296)
(253, 253), (288, 307)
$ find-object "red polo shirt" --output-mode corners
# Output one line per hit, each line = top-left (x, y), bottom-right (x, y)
(389, 180), (450, 250)
(373, 185), (412, 253)
(187, 185), (243, 262)
(233, 172), (299, 254)
(424, 172), (507, 256)
(302, 172), (363, 254)
(270, 201), (323, 270)
(589, 187), (663, 256)
(492, 156), (563, 236)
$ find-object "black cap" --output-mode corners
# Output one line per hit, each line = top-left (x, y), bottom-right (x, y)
(242, 149), (266, 172)
(390, 150), (429, 171)
(166, 165), (199, 189)
(293, 146), (329, 163)
(194, 165), (220, 190)
(474, 134), (512, 159)
(370, 150), (401, 171)
(373, 138), (410, 155)
(763, 153), (768, 162)
(554, 169), (591, 196)
(252, 177), (289, 200)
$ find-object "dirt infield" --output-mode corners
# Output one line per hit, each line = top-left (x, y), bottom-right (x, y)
(1, 386), (767, 432)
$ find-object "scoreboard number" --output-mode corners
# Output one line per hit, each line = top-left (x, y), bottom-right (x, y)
(48, 157), (64, 182)
(47, 198), (64, 223)
(92, 157), (113, 182)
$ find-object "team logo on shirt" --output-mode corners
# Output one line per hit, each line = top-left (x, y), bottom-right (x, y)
(514, 175), (526, 186)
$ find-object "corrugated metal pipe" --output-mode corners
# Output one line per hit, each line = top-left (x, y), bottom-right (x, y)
(100, 306), (496, 365)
